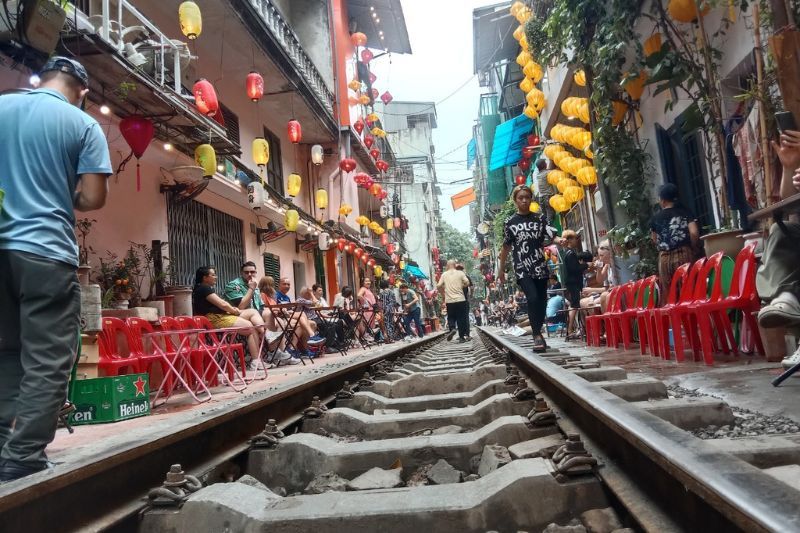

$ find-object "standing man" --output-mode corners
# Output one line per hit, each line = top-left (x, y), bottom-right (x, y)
(0, 57), (111, 482)
(649, 183), (700, 292)
(438, 260), (471, 342)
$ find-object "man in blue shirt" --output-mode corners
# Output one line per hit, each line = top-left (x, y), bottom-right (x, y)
(0, 57), (111, 482)
(276, 277), (292, 303)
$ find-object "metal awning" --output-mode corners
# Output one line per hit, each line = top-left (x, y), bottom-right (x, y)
(488, 114), (534, 171)
(364, 245), (394, 267)
(473, 2), (517, 74)
(347, 0), (412, 54)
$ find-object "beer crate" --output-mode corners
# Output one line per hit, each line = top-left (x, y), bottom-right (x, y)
(69, 373), (150, 425)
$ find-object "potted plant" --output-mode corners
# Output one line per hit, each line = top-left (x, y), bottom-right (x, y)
(700, 225), (744, 258)
(96, 247), (145, 309)
(75, 218), (96, 284)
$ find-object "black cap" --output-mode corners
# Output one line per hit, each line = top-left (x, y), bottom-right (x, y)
(658, 183), (679, 202)
(40, 56), (89, 88)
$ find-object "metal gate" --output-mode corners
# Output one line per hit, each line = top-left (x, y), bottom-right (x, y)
(167, 197), (244, 287)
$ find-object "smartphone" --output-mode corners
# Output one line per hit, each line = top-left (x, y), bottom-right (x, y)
(776, 111), (797, 133)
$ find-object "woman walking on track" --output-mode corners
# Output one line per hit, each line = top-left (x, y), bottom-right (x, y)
(498, 185), (566, 352)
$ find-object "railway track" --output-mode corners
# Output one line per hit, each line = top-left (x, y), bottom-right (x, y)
(1, 328), (799, 532)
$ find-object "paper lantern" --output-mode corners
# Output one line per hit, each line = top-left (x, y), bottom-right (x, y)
(381, 233), (389, 246)
(612, 101), (629, 126)
(574, 70), (586, 87)
(520, 77), (534, 94)
(193, 79), (218, 116)
(668, 0), (709, 23)
(513, 24), (525, 41)
(354, 172), (369, 185)
(370, 148), (380, 160)
(371, 127), (386, 138)
(576, 167), (597, 186)
(195, 144), (216, 177)
(287, 173), (302, 198)
(370, 183), (382, 196)
(337, 238), (346, 252)
(346, 243), (355, 254)
(348, 79), (362, 92)
(557, 178), (579, 194)
(564, 185), (585, 203)
(354, 248), (363, 258)
(515, 174), (526, 186)
(547, 170), (568, 186)
(399, 260), (405, 270)
(361, 48), (374, 63)
(252, 137), (269, 167)
(549, 194), (570, 213)
(284, 209), (299, 232)
(643, 33), (663, 57)
(366, 112), (379, 124)
(311, 144), (324, 165)
(359, 94), (371, 105)
(338, 203), (352, 217)
(287, 119), (302, 144)
(519, 158), (531, 171)
(361, 254), (369, 265)
(119, 116), (154, 191)
(387, 244), (395, 255)
(318, 233), (331, 251)
(528, 134), (541, 146)
(544, 145), (564, 160)
(356, 215), (369, 227)
(315, 188), (328, 210)
(247, 181), (266, 210)
(351, 32), (367, 46)
(353, 118), (365, 134)
(368, 221), (380, 232)
(380, 91), (393, 105)
(523, 106), (539, 120)
(374, 265), (383, 277)
(623, 72), (647, 101)
(339, 158), (356, 172)
(529, 201), (540, 213)
(516, 50), (531, 67)
(178, 1), (202, 39)
(364, 135), (375, 148)
(246, 71), (264, 102)
(370, 88), (379, 99)
(376, 160), (389, 172)
(385, 218), (393, 230)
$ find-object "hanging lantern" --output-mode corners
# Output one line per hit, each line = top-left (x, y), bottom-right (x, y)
(356, 215), (369, 227)
(350, 32), (367, 47)
(287, 119), (302, 144)
(399, 260), (405, 270)
(361, 253), (370, 264)
(367, 258), (376, 268)
(195, 144), (216, 177)
(358, 94), (371, 105)
(564, 185), (585, 204)
(387, 244), (395, 255)
(370, 183), (382, 196)
(339, 158), (357, 173)
(612, 101), (629, 126)
(519, 158), (531, 171)
(374, 265), (383, 277)
(252, 137), (270, 167)
(353, 118), (365, 134)
(348, 79), (362, 92)
(528, 134), (540, 146)
(338, 203), (353, 217)
(371, 127), (386, 138)
(370, 88), (379, 100)
(364, 135), (375, 149)
(520, 77), (534, 94)
(523, 106), (539, 120)
(668, 0), (710, 23)
(361, 48), (374, 63)
(247, 181), (266, 210)
(370, 148), (380, 160)
(318, 233), (331, 251)
(529, 201), (541, 213)
(381, 233), (389, 246)
(284, 209), (300, 232)
(394, 217), (401, 228)
(178, 1), (202, 40)
(368, 221), (380, 232)
(576, 167), (597, 186)
(512, 23), (524, 41)
(366, 112), (380, 124)
(515, 174), (526, 186)
(376, 160), (389, 172)
(574, 70), (586, 87)
(346, 243), (355, 254)
(643, 33), (663, 57)
(311, 144), (324, 165)
(193, 79), (218, 116)
(623, 72), (647, 101)
(286, 173), (302, 198)
(380, 91), (393, 105)
(385, 218), (393, 230)
(337, 238), (346, 252)
(119, 116), (154, 192)
(315, 188), (328, 210)
(246, 71), (264, 102)
(516, 50), (532, 67)
(354, 247), (363, 258)
(369, 72), (377, 84)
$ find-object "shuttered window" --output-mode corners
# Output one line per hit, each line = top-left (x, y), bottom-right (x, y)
(263, 252), (280, 281)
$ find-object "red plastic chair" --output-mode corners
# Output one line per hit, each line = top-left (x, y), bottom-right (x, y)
(639, 264), (689, 358)
(125, 317), (176, 393)
(98, 317), (141, 376)
(614, 276), (659, 352)
(607, 279), (647, 350)
(584, 285), (624, 347)
(159, 316), (199, 387)
(687, 243), (764, 364)
(194, 315), (247, 384)
(652, 258), (706, 361)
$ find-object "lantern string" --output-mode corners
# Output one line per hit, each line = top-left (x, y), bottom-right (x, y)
(136, 160), (141, 192)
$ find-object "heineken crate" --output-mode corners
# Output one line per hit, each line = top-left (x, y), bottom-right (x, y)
(69, 373), (150, 425)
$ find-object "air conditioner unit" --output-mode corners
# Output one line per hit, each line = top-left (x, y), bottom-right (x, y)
(0, 0), (67, 55)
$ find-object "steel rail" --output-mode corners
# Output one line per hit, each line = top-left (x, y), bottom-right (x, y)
(0, 334), (444, 533)
(480, 328), (800, 533)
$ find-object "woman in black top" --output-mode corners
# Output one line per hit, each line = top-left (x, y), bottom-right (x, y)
(561, 229), (587, 339)
(498, 185), (566, 352)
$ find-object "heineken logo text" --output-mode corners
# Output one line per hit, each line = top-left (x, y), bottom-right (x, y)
(119, 400), (149, 418)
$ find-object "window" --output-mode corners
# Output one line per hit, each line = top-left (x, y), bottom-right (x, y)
(263, 252), (280, 281)
(263, 126), (283, 195)
(219, 103), (240, 145)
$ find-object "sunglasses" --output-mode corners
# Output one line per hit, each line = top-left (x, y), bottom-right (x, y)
(598, 246), (609, 250)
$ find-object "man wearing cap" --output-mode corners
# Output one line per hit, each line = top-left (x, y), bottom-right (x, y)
(0, 57), (111, 482)
(649, 183), (700, 292)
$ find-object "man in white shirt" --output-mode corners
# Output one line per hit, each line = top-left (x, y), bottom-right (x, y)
(437, 260), (471, 342)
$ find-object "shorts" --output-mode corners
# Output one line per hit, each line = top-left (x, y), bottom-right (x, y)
(206, 313), (239, 328)
(564, 284), (581, 308)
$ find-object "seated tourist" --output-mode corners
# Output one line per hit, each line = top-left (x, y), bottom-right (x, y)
(312, 283), (329, 307)
(298, 286), (337, 353)
(579, 240), (617, 313)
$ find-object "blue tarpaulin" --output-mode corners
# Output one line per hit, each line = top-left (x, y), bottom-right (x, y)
(467, 138), (476, 169)
(404, 264), (428, 280)
(488, 114), (534, 172)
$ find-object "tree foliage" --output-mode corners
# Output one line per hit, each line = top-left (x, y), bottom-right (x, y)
(437, 221), (476, 273)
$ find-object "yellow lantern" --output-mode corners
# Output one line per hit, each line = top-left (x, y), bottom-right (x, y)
(513, 25), (525, 42)
(399, 260), (406, 270)
(552, 151), (570, 167)
(549, 194), (569, 213)
(623, 71), (647, 101)
(547, 170), (568, 186)
(348, 79), (361, 92)
(372, 127), (386, 138)
(252, 137), (269, 167)
(543, 144), (563, 160)
(529, 201), (540, 213)
(522, 61), (538, 80)
(356, 215), (369, 226)
(585, 147), (594, 159)
(643, 33), (663, 57)
(574, 70), (586, 87)
(557, 177), (578, 194)
(564, 185), (585, 204)
(519, 34), (529, 51)
(359, 94), (371, 105)
(286, 173), (302, 198)
(284, 209), (299, 232)
(194, 144), (216, 177)
(510, 1), (524, 16)
(576, 167), (597, 186)
(367, 112), (380, 123)
(516, 51), (531, 67)
(315, 188), (328, 210)
(523, 106), (539, 120)
(668, 0), (710, 23)
(178, 1), (202, 40)
(612, 101), (629, 126)
(339, 203), (353, 217)
(374, 265), (383, 277)
(369, 221), (380, 232)
(520, 77), (534, 94)
(386, 218), (393, 230)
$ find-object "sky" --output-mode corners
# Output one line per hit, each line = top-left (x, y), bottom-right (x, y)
(370, 0), (501, 231)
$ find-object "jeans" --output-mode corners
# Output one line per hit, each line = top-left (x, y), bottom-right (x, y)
(517, 276), (548, 337)
(0, 250), (80, 468)
(756, 221), (800, 301)
(403, 307), (424, 337)
(446, 301), (470, 338)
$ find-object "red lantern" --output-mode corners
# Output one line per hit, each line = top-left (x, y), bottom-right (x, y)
(287, 119), (302, 144)
(364, 135), (375, 149)
(346, 243), (355, 254)
(515, 174), (526, 186)
(361, 254), (369, 264)
(363, 176), (375, 189)
(386, 243), (395, 255)
(370, 148), (380, 160)
(339, 158), (357, 173)
(246, 71), (264, 102)
(394, 217), (401, 228)
(370, 183), (382, 196)
(368, 72), (377, 84)
(380, 91), (393, 105)
(361, 48), (374, 63)
(376, 160), (389, 172)
(353, 118), (365, 134)
(193, 79), (219, 116)
(391, 253), (399, 264)
(354, 172), (369, 185)
(370, 88), (379, 99)
(379, 190), (389, 200)
(367, 258), (376, 267)
(351, 32), (367, 47)
(472, 248), (479, 258)
(522, 145), (537, 159)
(119, 116), (154, 192)
(381, 234), (389, 246)
(519, 158), (531, 171)
(337, 238), (346, 252)
(354, 248), (363, 258)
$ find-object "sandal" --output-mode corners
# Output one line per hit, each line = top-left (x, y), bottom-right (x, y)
(532, 336), (547, 353)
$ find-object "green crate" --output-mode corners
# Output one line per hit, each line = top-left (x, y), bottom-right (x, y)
(69, 373), (150, 425)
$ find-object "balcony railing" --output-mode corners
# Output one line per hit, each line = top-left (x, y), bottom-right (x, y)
(246, 0), (336, 118)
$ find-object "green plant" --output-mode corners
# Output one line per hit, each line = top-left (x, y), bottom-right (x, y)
(75, 218), (96, 266)
(96, 251), (137, 305)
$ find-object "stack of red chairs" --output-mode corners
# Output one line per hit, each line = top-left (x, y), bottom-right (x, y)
(125, 317), (177, 393)
(638, 263), (689, 358)
(98, 317), (142, 376)
(609, 276), (659, 351)
(193, 315), (246, 384)
(585, 285), (623, 347)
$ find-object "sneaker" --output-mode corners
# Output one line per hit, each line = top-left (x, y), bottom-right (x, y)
(0, 460), (50, 483)
(286, 356), (302, 365)
(781, 344), (800, 370)
(248, 360), (262, 372)
(758, 292), (800, 328)
(307, 336), (326, 346)
(404, 336), (414, 342)
(446, 330), (457, 341)
(276, 350), (292, 361)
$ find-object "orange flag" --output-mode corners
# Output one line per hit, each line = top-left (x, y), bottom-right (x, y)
(451, 187), (476, 211)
